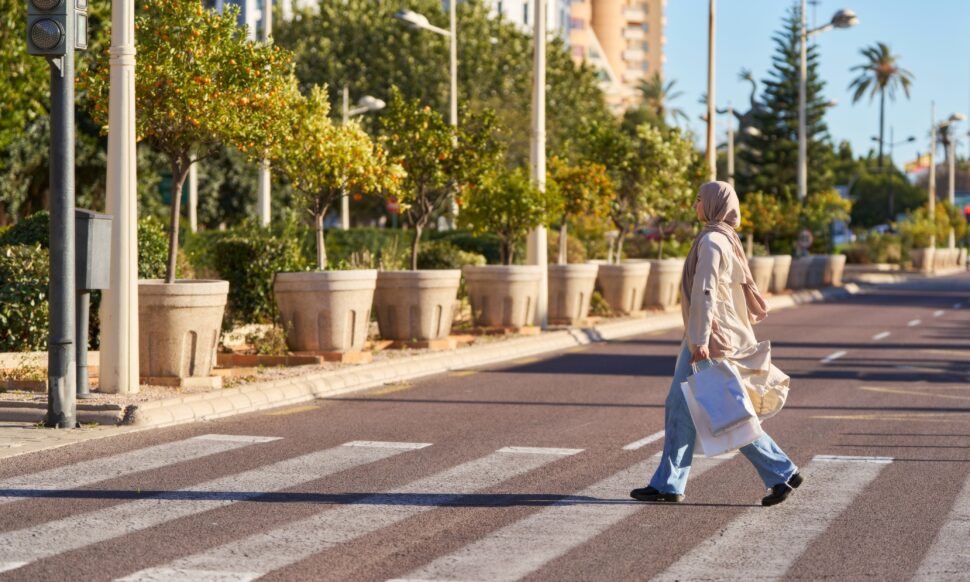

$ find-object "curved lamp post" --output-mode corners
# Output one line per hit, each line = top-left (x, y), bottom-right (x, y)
(798, 3), (858, 200)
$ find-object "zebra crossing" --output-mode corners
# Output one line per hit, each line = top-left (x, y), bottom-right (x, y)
(0, 432), (964, 581)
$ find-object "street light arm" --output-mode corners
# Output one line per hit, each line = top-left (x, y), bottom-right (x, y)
(394, 11), (451, 37)
(806, 22), (834, 37)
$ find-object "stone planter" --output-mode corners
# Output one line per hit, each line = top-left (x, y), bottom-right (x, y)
(787, 256), (812, 290)
(769, 255), (792, 294)
(373, 270), (461, 341)
(747, 256), (775, 294)
(805, 255), (827, 288)
(910, 248), (935, 273)
(822, 254), (847, 287)
(463, 265), (542, 328)
(960, 248), (968, 269)
(547, 263), (599, 326)
(595, 261), (651, 315)
(274, 270), (376, 352)
(138, 279), (229, 379)
(644, 258), (684, 310)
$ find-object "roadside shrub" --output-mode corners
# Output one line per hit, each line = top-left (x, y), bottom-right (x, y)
(0, 211), (50, 248)
(324, 228), (404, 266)
(138, 216), (169, 279)
(0, 245), (50, 351)
(625, 237), (693, 259)
(547, 234), (587, 264)
(417, 240), (486, 270)
(210, 221), (308, 327)
(428, 230), (505, 265)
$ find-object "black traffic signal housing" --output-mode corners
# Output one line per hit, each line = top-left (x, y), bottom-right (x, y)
(26, 0), (87, 57)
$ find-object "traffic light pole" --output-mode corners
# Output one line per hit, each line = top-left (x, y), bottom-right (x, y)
(45, 49), (78, 428)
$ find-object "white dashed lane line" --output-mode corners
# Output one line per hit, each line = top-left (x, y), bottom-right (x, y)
(908, 319), (922, 327)
(872, 331), (890, 341)
(622, 430), (665, 451)
(933, 310), (944, 317)
(821, 351), (847, 364)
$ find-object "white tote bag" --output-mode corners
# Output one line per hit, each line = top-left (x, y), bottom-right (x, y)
(680, 358), (764, 457)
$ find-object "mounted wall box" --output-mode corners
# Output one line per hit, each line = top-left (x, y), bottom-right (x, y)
(75, 209), (112, 291)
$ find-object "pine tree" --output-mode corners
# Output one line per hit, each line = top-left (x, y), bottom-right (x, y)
(737, 5), (834, 201)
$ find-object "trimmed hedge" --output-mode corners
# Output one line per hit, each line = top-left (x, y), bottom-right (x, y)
(0, 245), (50, 351)
(0, 210), (50, 248)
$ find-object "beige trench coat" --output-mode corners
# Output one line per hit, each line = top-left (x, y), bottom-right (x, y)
(681, 231), (790, 419)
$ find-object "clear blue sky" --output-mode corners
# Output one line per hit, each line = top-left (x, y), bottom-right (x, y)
(664, 0), (970, 170)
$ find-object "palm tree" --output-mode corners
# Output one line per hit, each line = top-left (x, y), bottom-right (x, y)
(637, 72), (688, 127)
(848, 43), (914, 167)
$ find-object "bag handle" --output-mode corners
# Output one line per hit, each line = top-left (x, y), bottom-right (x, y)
(690, 358), (719, 374)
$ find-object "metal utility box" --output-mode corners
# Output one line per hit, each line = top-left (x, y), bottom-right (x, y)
(75, 209), (111, 290)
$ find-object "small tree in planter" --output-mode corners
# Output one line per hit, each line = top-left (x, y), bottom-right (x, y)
(380, 89), (503, 270)
(269, 86), (401, 354)
(82, 0), (299, 381)
(547, 157), (612, 265)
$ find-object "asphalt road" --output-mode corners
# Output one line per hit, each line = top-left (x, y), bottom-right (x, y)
(1, 274), (968, 581)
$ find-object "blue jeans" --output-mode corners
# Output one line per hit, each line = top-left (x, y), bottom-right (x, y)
(648, 342), (798, 495)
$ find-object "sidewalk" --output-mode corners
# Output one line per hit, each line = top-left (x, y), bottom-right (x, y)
(0, 284), (861, 460)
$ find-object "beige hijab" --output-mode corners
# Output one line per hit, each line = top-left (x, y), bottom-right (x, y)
(682, 181), (768, 331)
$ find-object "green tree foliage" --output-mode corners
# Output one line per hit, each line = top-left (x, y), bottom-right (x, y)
(739, 192), (796, 253)
(737, 6), (834, 201)
(82, 0), (299, 283)
(0, 244), (50, 351)
(460, 168), (553, 265)
(546, 157), (612, 264)
(850, 171), (925, 227)
(272, 0), (610, 163)
(381, 90), (502, 269)
(800, 190), (852, 252)
(272, 86), (402, 270)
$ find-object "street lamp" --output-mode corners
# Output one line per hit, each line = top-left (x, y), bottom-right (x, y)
(527, 0), (548, 327)
(927, 107), (964, 248)
(798, 2), (857, 200)
(340, 86), (386, 230)
(395, 7), (459, 227)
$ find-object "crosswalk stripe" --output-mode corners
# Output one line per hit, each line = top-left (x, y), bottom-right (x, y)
(651, 455), (892, 581)
(914, 466), (970, 579)
(0, 441), (425, 574)
(388, 452), (736, 582)
(0, 434), (280, 505)
(622, 430), (665, 450)
(116, 447), (582, 582)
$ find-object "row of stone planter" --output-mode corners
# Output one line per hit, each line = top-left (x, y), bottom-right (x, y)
(911, 247), (968, 273)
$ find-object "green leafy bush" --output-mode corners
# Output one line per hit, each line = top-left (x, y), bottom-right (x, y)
(138, 216), (170, 279)
(0, 210), (50, 248)
(209, 222), (308, 327)
(428, 230), (505, 265)
(0, 245), (50, 351)
(417, 240), (486, 270)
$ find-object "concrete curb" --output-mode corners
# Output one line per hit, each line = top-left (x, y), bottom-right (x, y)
(0, 285), (859, 429)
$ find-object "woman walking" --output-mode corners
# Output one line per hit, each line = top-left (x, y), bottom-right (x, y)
(630, 181), (801, 507)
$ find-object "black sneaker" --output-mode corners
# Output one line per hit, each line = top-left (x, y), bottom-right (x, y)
(788, 471), (804, 489)
(630, 486), (685, 503)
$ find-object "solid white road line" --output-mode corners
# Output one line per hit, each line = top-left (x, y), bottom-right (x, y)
(871, 331), (891, 341)
(916, 464), (970, 579)
(813, 454), (893, 464)
(652, 455), (892, 582)
(0, 434), (280, 506)
(933, 310), (945, 317)
(820, 351), (847, 364)
(622, 430), (665, 451)
(118, 447), (581, 582)
(0, 441), (425, 574)
(389, 453), (736, 582)
(908, 319), (922, 327)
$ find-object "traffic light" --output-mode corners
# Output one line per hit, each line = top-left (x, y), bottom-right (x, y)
(26, 0), (87, 56)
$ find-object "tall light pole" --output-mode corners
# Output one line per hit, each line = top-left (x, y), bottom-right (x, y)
(705, 0), (716, 181)
(340, 86), (386, 230)
(928, 108), (965, 248)
(256, 0), (273, 227)
(101, 0), (139, 395)
(527, 0), (548, 328)
(395, 7), (459, 227)
(798, 3), (857, 200)
(726, 103), (734, 186)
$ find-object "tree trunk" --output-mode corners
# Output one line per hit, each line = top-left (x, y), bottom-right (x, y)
(615, 230), (627, 264)
(746, 232), (754, 256)
(315, 213), (327, 271)
(165, 158), (189, 284)
(410, 224), (423, 271)
(877, 90), (885, 168)
(503, 241), (514, 266)
(557, 222), (568, 265)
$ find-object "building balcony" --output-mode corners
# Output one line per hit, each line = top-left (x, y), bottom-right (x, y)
(623, 69), (645, 82)
(623, 27), (645, 40)
(623, 49), (645, 61)
(623, 7), (646, 22)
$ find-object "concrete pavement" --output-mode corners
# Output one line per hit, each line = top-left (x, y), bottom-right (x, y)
(0, 272), (967, 580)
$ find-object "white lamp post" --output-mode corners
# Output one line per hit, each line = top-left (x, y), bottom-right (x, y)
(340, 86), (386, 230)
(256, 0), (273, 227)
(927, 107), (965, 248)
(798, 2), (857, 200)
(395, 7), (459, 227)
(100, 0), (139, 394)
(527, 0), (548, 328)
(705, 0), (716, 181)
